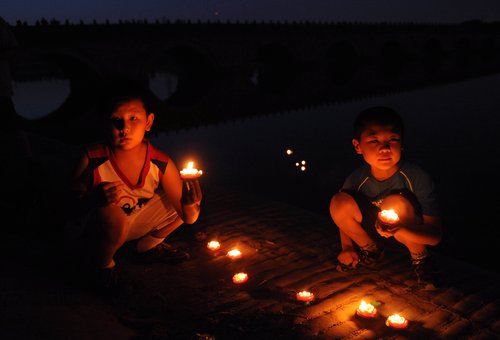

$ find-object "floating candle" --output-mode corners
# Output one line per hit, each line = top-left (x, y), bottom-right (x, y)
(227, 249), (242, 259)
(207, 240), (221, 251)
(356, 300), (378, 318)
(296, 290), (315, 302)
(180, 161), (203, 179)
(232, 272), (248, 284)
(386, 314), (409, 329)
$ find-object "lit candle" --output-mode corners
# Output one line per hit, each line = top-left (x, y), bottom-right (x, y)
(227, 249), (242, 259)
(378, 209), (400, 224)
(386, 314), (409, 329)
(286, 149), (293, 155)
(207, 240), (221, 251)
(296, 290), (315, 302)
(180, 161), (203, 179)
(378, 209), (400, 232)
(356, 300), (378, 318)
(232, 272), (248, 284)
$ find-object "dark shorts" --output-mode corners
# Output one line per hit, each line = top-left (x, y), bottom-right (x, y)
(340, 188), (422, 239)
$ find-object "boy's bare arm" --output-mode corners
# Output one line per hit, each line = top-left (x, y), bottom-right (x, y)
(394, 215), (443, 246)
(161, 158), (202, 224)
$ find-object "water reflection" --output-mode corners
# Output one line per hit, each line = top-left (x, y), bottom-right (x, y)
(12, 78), (70, 120)
(12, 72), (178, 120)
(149, 72), (178, 101)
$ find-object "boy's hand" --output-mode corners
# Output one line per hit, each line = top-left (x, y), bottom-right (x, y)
(375, 220), (400, 238)
(337, 249), (360, 268)
(95, 181), (124, 206)
(181, 179), (202, 206)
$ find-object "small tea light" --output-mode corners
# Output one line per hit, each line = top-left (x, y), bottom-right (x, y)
(296, 290), (315, 302)
(378, 209), (400, 224)
(232, 272), (248, 284)
(227, 249), (242, 259)
(180, 161), (203, 179)
(386, 314), (409, 329)
(356, 300), (378, 318)
(207, 240), (221, 251)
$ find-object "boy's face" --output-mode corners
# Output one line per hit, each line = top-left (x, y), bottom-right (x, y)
(352, 123), (402, 178)
(109, 99), (154, 150)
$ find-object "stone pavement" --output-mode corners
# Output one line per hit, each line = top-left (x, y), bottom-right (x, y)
(118, 185), (500, 339)
(1, 184), (500, 339)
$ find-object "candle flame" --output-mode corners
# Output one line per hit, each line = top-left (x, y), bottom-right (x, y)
(227, 249), (242, 258)
(379, 209), (399, 223)
(296, 290), (314, 302)
(356, 300), (377, 317)
(207, 240), (220, 250)
(386, 313), (408, 328)
(232, 272), (248, 284)
(180, 161), (203, 178)
(286, 149), (293, 155)
(387, 314), (405, 323)
(359, 300), (375, 313)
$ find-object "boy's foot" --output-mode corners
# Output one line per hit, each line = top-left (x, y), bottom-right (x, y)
(135, 242), (190, 264)
(412, 255), (442, 290)
(335, 248), (384, 272)
(359, 247), (385, 267)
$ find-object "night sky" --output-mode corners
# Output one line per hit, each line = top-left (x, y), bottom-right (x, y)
(2, 0), (500, 25)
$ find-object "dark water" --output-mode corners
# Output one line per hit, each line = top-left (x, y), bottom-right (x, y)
(151, 73), (500, 274)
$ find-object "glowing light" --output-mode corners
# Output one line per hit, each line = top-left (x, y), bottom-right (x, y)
(207, 240), (221, 251)
(386, 314), (409, 329)
(296, 290), (315, 302)
(301, 160), (306, 165)
(300, 166), (306, 171)
(180, 161), (203, 179)
(286, 149), (293, 155)
(227, 249), (242, 259)
(356, 300), (377, 318)
(232, 272), (248, 284)
(379, 209), (400, 224)
(295, 162), (300, 166)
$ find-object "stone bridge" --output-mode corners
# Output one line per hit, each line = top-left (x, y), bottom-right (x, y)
(11, 21), (500, 142)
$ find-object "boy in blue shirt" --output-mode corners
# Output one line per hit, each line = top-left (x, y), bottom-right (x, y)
(329, 106), (442, 289)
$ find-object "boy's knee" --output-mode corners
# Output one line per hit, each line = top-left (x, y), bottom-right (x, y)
(330, 191), (359, 219)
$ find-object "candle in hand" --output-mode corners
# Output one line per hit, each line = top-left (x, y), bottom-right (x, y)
(386, 314), (409, 329)
(356, 300), (378, 318)
(180, 161), (203, 179)
(378, 209), (400, 232)
(379, 209), (399, 224)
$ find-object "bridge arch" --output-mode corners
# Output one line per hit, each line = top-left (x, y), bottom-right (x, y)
(379, 40), (408, 77)
(11, 49), (102, 121)
(255, 42), (297, 93)
(326, 40), (360, 83)
(137, 43), (219, 105)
